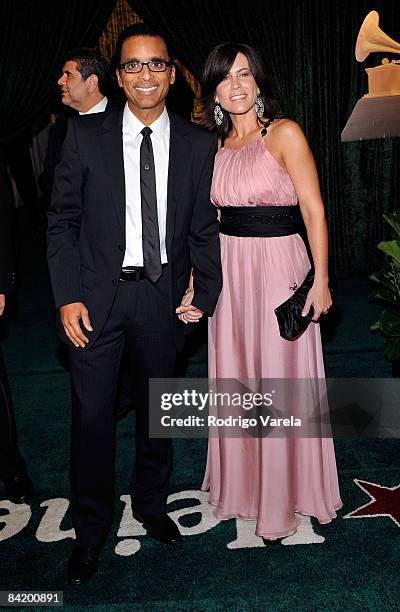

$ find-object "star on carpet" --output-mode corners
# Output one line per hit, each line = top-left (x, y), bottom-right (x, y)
(344, 479), (400, 527)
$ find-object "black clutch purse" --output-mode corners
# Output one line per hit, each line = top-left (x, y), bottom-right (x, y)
(274, 269), (315, 340)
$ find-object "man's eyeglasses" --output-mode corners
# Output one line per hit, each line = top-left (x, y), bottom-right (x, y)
(118, 59), (172, 74)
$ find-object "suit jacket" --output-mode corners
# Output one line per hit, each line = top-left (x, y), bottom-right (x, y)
(0, 148), (15, 295)
(47, 107), (222, 350)
(39, 100), (119, 200)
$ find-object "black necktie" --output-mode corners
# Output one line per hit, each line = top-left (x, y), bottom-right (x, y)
(140, 126), (162, 283)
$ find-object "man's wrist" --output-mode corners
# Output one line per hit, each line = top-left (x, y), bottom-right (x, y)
(190, 302), (205, 315)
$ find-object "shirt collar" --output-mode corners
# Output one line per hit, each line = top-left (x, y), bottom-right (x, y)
(79, 96), (108, 115)
(123, 103), (169, 138)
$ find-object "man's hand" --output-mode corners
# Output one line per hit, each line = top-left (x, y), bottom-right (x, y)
(0, 294), (5, 317)
(60, 302), (93, 347)
(176, 288), (204, 324)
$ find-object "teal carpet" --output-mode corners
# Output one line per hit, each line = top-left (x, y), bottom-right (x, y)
(0, 232), (399, 611)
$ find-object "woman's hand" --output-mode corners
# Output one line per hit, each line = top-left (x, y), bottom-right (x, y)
(176, 288), (204, 324)
(302, 281), (332, 322)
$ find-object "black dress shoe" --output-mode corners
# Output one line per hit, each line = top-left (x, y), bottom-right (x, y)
(3, 473), (34, 504)
(132, 511), (182, 544)
(67, 545), (100, 585)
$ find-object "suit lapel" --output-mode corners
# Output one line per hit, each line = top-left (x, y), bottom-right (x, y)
(166, 112), (191, 251)
(99, 108), (125, 233)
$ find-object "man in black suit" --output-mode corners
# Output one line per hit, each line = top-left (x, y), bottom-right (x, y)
(40, 48), (113, 203)
(0, 147), (33, 503)
(41, 49), (133, 419)
(47, 24), (221, 585)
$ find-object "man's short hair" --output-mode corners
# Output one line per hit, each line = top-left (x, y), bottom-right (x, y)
(64, 48), (110, 95)
(113, 23), (173, 68)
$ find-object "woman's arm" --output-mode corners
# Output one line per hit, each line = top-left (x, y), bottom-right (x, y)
(273, 120), (332, 320)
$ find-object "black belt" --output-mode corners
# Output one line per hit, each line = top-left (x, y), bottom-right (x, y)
(219, 204), (301, 237)
(120, 264), (167, 281)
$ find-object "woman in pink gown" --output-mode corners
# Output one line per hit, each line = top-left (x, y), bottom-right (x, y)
(177, 43), (342, 542)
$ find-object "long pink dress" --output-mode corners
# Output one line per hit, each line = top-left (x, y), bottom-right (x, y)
(202, 138), (343, 539)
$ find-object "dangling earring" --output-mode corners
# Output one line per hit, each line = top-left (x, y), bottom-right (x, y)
(214, 103), (224, 126)
(255, 95), (264, 118)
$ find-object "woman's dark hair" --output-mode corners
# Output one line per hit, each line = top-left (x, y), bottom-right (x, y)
(201, 43), (283, 140)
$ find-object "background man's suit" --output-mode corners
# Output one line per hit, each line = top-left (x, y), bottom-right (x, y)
(47, 107), (222, 546)
(0, 147), (27, 485)
(39, 99), (117, 203)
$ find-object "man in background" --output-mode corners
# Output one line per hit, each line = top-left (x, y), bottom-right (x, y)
(40, 48), (114, 202)
(0, 147), (34, 504)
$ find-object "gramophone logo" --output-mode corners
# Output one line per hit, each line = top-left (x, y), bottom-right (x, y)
(342, 10), (400, 141)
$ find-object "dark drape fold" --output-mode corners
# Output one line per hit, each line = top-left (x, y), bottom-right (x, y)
(131, 0), (400, 275)
(0, 0), (116, 144)
(0, 0), (398, 274)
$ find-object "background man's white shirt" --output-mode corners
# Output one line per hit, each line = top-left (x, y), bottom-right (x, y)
(79, 96), (108, 115)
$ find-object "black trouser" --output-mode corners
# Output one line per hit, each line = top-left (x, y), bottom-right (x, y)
(0, 344), (25, 480)
(68, 273), (177, 547)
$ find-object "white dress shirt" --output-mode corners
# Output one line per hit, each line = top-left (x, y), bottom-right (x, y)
(79, 96), (108, 115)
(122, 103), (169, 267)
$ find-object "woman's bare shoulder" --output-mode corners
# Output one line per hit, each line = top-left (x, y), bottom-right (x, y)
(269, 118), (304, 138)
(268, 119), (309, 157)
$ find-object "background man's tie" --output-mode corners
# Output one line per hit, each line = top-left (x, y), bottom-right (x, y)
(140, 126), (162, 282)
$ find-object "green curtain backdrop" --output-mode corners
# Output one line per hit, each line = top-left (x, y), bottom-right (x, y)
(0, 0), (115, 144)
(131, 0), (400, 276)
(0, 0), (398, 275)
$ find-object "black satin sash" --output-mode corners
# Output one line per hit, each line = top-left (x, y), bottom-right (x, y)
(219, 204), (302, 237)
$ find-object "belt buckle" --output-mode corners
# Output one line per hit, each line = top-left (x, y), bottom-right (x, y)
(120, 267), (144, 281)
(127, 269), (138, 281)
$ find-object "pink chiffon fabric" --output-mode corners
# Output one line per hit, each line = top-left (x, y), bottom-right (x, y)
(201, 138), (343, 539)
